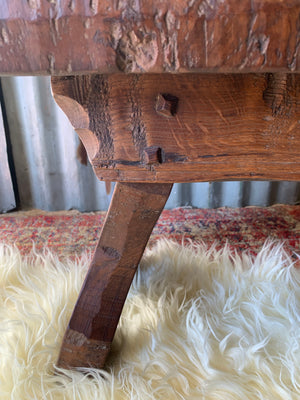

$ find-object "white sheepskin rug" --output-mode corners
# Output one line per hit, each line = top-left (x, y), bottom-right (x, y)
(0, 240), (300, 399)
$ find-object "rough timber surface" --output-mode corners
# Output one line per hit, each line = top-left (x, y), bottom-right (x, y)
(57, 182), (172, 369)
(52, 73), (300, 183)
(1, 0), (300, 75)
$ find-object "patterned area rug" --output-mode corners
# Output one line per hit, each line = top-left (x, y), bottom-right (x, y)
(0, 205), (299, 259)
(0, 206), (300, 398)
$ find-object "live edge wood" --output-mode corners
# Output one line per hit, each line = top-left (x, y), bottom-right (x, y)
(57, 182), (172, 369)
(1, 0), (300, 75)
(52, 73), (300, 183)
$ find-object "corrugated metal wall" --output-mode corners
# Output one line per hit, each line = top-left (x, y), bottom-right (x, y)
(0, 100), (15, 213)
(1, 76), (113, 212)
(1, 76), (299, 212)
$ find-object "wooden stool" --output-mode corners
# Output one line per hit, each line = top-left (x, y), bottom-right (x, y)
(1, 0), (300, 369)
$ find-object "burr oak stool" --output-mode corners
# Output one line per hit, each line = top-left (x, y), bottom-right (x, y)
(1, 0), (300, 369)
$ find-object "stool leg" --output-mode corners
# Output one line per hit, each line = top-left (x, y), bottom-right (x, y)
(57, 182), (172, 369)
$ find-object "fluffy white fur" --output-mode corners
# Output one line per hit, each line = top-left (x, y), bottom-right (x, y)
(0, 240), (299, 399)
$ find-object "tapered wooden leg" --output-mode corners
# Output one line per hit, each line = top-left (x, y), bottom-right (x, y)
(57, 182), (172, 369)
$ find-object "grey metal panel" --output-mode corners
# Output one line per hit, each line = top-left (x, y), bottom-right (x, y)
(240, 181), (300, 208)
(166, 181), (300, 209)
(1, 76), (299, 212)
(0, 104), (15, 213)
(270, 181), (300, 205)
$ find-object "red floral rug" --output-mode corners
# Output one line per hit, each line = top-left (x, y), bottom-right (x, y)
(0, 205), (299, 259)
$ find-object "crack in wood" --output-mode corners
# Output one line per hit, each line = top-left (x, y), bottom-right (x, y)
(89, 75), (114, 161)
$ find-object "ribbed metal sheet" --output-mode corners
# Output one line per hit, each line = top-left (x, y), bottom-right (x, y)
(0, 104), (15, 213)
(1, 76), (299, 212)
(1, 76), (112, 212)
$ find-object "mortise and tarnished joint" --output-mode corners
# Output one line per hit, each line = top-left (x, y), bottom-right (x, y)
(155, 93), (179, 117)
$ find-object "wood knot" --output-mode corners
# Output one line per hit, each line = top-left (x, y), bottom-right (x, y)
(101, 246), (121, 260)
(116, 30), (158, 73)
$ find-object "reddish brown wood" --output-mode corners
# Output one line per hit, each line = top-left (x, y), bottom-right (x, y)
(52, 73), (300, 183)
(2, 0), (300, 373)
(57, 181), (172, 369)
(1, 0), (300, 75)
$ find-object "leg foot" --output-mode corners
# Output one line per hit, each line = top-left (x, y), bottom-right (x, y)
(57, 182), (172, 369)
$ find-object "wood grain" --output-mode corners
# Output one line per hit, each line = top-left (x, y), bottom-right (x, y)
(52, 73), (300, 183)
(57, 181), (172, 369)
(1, 0), (300, 75)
